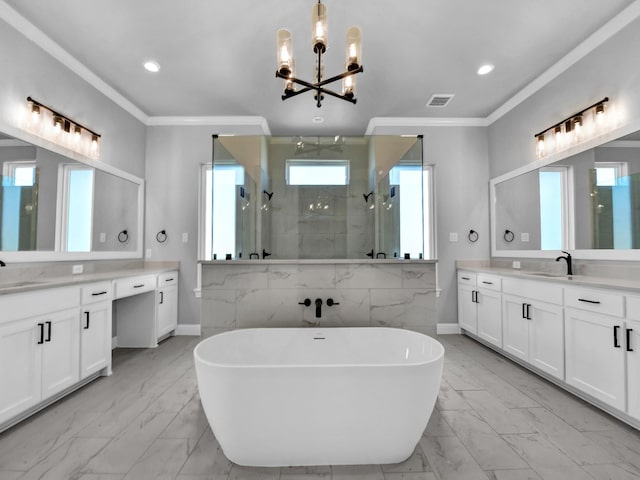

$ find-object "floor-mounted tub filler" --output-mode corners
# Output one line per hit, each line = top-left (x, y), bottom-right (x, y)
(193, 327), (445, 467)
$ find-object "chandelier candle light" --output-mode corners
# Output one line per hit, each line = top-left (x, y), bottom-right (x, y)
(276, 0), (363, 107)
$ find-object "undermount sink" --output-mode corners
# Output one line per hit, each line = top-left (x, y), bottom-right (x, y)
(528, 272), (571, 278)
(0, 280), (47, 289)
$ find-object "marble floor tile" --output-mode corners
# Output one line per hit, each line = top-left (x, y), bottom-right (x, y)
(521, 407), (620, 465)
(159, 393), (209, 441)
(122, 438), (193, 480)
(422, 409), (455, 437)
(440, 410), (528, 470)
(419, 435), (489, 480)
(382, 473), (437, 480)
(227, 465), (281, 479)
(435, 380), (472, 411)
(177, 429), (233, 477)
(459, 390), (537, 434)
(585, 429), (640, 473)
(76, 475), (126, 480)
(486, 470), (542, 480)
(501, 433), (594, 480)
(332, 464), (384, 480)
(0, 472), (25, 480)
(582, 463), (640, 480)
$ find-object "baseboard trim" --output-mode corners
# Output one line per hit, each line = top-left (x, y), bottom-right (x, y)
(437, 323), (461, 335)
(175, 324), (201, 336)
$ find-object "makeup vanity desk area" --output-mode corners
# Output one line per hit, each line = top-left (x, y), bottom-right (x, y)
(0, 261), (179, 431)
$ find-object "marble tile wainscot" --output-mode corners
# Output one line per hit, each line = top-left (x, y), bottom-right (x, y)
(200, 260), (437, 337)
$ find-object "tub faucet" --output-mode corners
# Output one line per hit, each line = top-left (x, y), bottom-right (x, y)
(555, 251), (573, 275)
(0, 259), (5, 267)
(315, 298), (323, 318)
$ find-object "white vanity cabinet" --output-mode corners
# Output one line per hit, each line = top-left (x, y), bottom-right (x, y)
(564, 286), (626, 411)
(502, 278), (564, 380)
(0, 287), (79, 426)
(625, 295), (640, 421)
(80, 282), (112, 379)
(457, 271), (502, 346)
(156, 271), (178, 340)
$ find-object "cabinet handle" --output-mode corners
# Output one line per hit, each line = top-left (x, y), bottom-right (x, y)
(578, 298), (601, 305)
(522, 303), (527, 319)
(133, 284), (145, 288)
(526, 304), (532, 320)
(614, 325), (621, 348)
(461, 276), (470, 280)
(160, 291), (164, 305)
(627, 328), (634, 352)
(37, 323), (44, 344)
(45, 321), (52, 342)
(91, 291), (107, 296)
(165, 278), (174, 282)
(481, 281), (493, 285)
(84, 311), (90, 330)
(472, 290), (478, 303)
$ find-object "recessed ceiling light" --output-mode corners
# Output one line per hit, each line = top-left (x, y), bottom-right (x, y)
(477, 64), (495, 75)
(143, 60), (160, 73)
(312, 116), (324, 124)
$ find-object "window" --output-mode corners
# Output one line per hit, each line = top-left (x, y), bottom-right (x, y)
(199, 163), (244, 261)
(286, 160), (349, 186)
(539, 167), (569, 250)
(58, 165), (94, 252)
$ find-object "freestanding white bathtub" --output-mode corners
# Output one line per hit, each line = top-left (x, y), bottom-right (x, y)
(193, 327), (444, 467)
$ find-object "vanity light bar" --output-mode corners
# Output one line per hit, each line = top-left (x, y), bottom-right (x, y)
(534, 97), (609, 158)
(24, 97), (101, 159)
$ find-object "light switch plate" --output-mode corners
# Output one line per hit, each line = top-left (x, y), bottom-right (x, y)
(182, 232), (189, 243)
(72, 264), (83, 274)
(512, 261), (521, 269)
(99, 232), (106, 243)
(521, 232), (530, 242)
(449, 232), (458, 242)
(145, 249), (152, 259)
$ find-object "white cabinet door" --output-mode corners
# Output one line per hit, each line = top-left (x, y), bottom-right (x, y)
(477, 288), (502, 347)
(0, 318), (42, 425)
(80, 302), (112, 379)
(41, 309), (80, 400)
(627, 320), (640, 421)
(502, 294), (529, 362)
(156, 287), (178, 339)
(565, 307), (625, 410)
(457, 283), (477, 334)
(529, 300), (564, 380)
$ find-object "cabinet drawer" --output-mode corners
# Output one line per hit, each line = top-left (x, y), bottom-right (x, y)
(477, 273), (501, 292)
(0, 287), (79, 323)
(80, 282), (112, 305)
(503, 277), (563, 305)
(565, 287), (624, 317)
(113, 275), (156, 299)
(158, 271), (178, 288)
(458, 271), (476, 286)
(628, 295), (640, 322)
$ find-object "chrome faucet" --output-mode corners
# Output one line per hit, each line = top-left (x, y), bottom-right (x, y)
(315, 298), (323, 318)
(555, 251), (573, 275)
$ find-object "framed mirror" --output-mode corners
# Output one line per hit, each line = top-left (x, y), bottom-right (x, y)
(0, 125), (144, 262)
(491, 122), (640, 260)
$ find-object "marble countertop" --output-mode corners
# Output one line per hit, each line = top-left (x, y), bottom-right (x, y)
(200, 258), (437, 265)
(457, 264), (640, 294)
(0, 261), (179, 296)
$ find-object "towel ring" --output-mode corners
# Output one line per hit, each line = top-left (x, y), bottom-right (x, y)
(156, 230), (168, 243)
(117, 230), (129, 243)
(468, 229), (479, 243)
(504, 229), (515, 243)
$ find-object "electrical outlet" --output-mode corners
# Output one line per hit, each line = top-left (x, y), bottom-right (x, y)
(449, 232), (458, 242)
(521, 232), (530, 242)
(72, 264), (83, 274)
(512, 261), (521, 269)
(182, 232), (189, 243)
(99, 232), (106, 243)
(146, 249), (152, 259)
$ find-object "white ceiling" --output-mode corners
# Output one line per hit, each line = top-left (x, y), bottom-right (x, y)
(3, 0), (638, 135)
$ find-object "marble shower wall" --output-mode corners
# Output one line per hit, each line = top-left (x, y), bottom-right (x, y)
(200, 261), (437, 338)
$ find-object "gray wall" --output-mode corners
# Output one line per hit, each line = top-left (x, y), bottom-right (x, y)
(365, 126), (490, 326)
(489, 16), (640, 179)
(145, 125), (267, 326)
(0, 19), (146, 178)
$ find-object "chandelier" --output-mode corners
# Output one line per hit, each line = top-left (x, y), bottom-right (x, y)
(276, 1), (363, 107)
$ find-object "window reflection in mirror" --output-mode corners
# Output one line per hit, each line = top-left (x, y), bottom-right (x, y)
(1, 161), (38, 251)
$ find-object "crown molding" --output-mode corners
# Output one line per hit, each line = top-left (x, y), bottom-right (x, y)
(146, 116), (271, 134)
(0, 1), (149, 125)
(486, 0), (640, 125)
(365, 117), (488, 135)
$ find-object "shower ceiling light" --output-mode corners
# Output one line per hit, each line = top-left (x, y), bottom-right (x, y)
(477, 64), (495, 75)
(275, 0), (363, 107)
(143, 60), (160, 73)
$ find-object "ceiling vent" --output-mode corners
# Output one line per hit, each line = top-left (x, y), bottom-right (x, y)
(426, 94), (454, 108)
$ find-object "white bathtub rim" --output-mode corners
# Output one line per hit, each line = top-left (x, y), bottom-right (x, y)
(193, 326), (445, 369)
